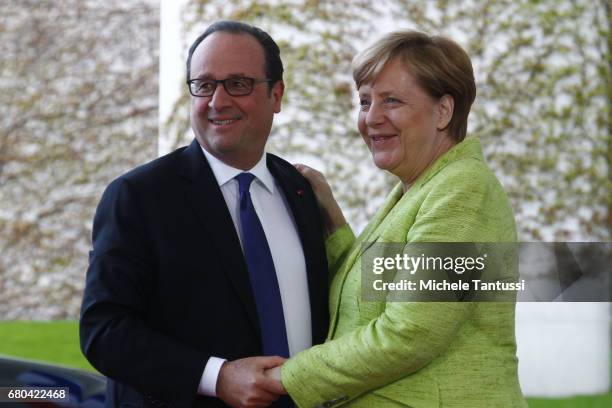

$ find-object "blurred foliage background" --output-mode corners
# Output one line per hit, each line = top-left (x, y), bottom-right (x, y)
(0, 0), (609, 320)
(0, 0), (159, 319)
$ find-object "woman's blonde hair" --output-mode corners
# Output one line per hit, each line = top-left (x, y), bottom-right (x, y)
(352, 30), (476, 141)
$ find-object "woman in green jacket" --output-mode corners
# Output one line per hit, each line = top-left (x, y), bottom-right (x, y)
(268, 30), (527, 408)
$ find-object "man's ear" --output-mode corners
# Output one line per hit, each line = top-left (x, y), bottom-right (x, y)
(436, 94), (454, 131)
(271, 80), (284, 113)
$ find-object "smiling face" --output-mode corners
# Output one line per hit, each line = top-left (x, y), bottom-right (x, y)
(357, 58), (455, 188)
(189, 32), (284, 170)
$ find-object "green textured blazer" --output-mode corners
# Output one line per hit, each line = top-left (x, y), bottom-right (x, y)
(282, 138), (527, 408)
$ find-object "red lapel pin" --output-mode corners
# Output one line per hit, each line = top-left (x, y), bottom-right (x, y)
(296, 189), (304, 197)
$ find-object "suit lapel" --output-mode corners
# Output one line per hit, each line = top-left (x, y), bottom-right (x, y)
(177, 140), (260, 337)
(267, 154), (328, 345)
(327, 182), (405, 338)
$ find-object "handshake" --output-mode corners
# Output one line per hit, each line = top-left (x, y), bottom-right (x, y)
(217, 356), (287, 408)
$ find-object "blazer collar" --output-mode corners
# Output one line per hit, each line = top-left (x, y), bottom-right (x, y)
(412, 137), (484, 190)
(366, 138), (485, 245)
(326, 182), (404, 337)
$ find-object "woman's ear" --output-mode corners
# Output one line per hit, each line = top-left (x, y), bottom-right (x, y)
(436, 94), (454, 131)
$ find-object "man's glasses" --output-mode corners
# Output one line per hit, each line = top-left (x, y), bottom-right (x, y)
(187, 77), (272, 97)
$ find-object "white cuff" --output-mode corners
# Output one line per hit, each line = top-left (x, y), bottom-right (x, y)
(197, 356), (226, 396)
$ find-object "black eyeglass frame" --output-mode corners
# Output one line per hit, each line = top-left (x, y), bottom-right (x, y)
(186, 77), (273, 97)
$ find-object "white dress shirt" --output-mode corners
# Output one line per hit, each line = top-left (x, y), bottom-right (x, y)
(197, 147), (312, 397)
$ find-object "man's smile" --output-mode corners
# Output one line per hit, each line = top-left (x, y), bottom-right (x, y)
(208, 117), (241, 126)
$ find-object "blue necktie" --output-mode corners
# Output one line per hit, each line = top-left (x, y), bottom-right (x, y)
(236, 173), (290, 358)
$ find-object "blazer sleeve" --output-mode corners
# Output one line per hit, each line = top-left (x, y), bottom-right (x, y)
(325, 224), (356, 278)
(281, 165), (513, 407)
(79, 177), (207, 404)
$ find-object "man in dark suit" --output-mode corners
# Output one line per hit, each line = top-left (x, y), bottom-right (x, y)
(80, 20), (328, 408)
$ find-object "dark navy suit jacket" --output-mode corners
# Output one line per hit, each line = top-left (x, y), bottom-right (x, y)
(80, 140), (329, 407)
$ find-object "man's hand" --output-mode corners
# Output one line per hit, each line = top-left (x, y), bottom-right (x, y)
(217, 356), (287, 408)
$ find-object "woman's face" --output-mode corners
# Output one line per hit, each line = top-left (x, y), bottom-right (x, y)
(357, 58), (454, 186)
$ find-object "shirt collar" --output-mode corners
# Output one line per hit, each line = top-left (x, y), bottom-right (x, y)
(200, 146), (275, 194)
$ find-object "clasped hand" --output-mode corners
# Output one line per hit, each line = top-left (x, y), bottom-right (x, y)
(217, 356), (286, 408)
